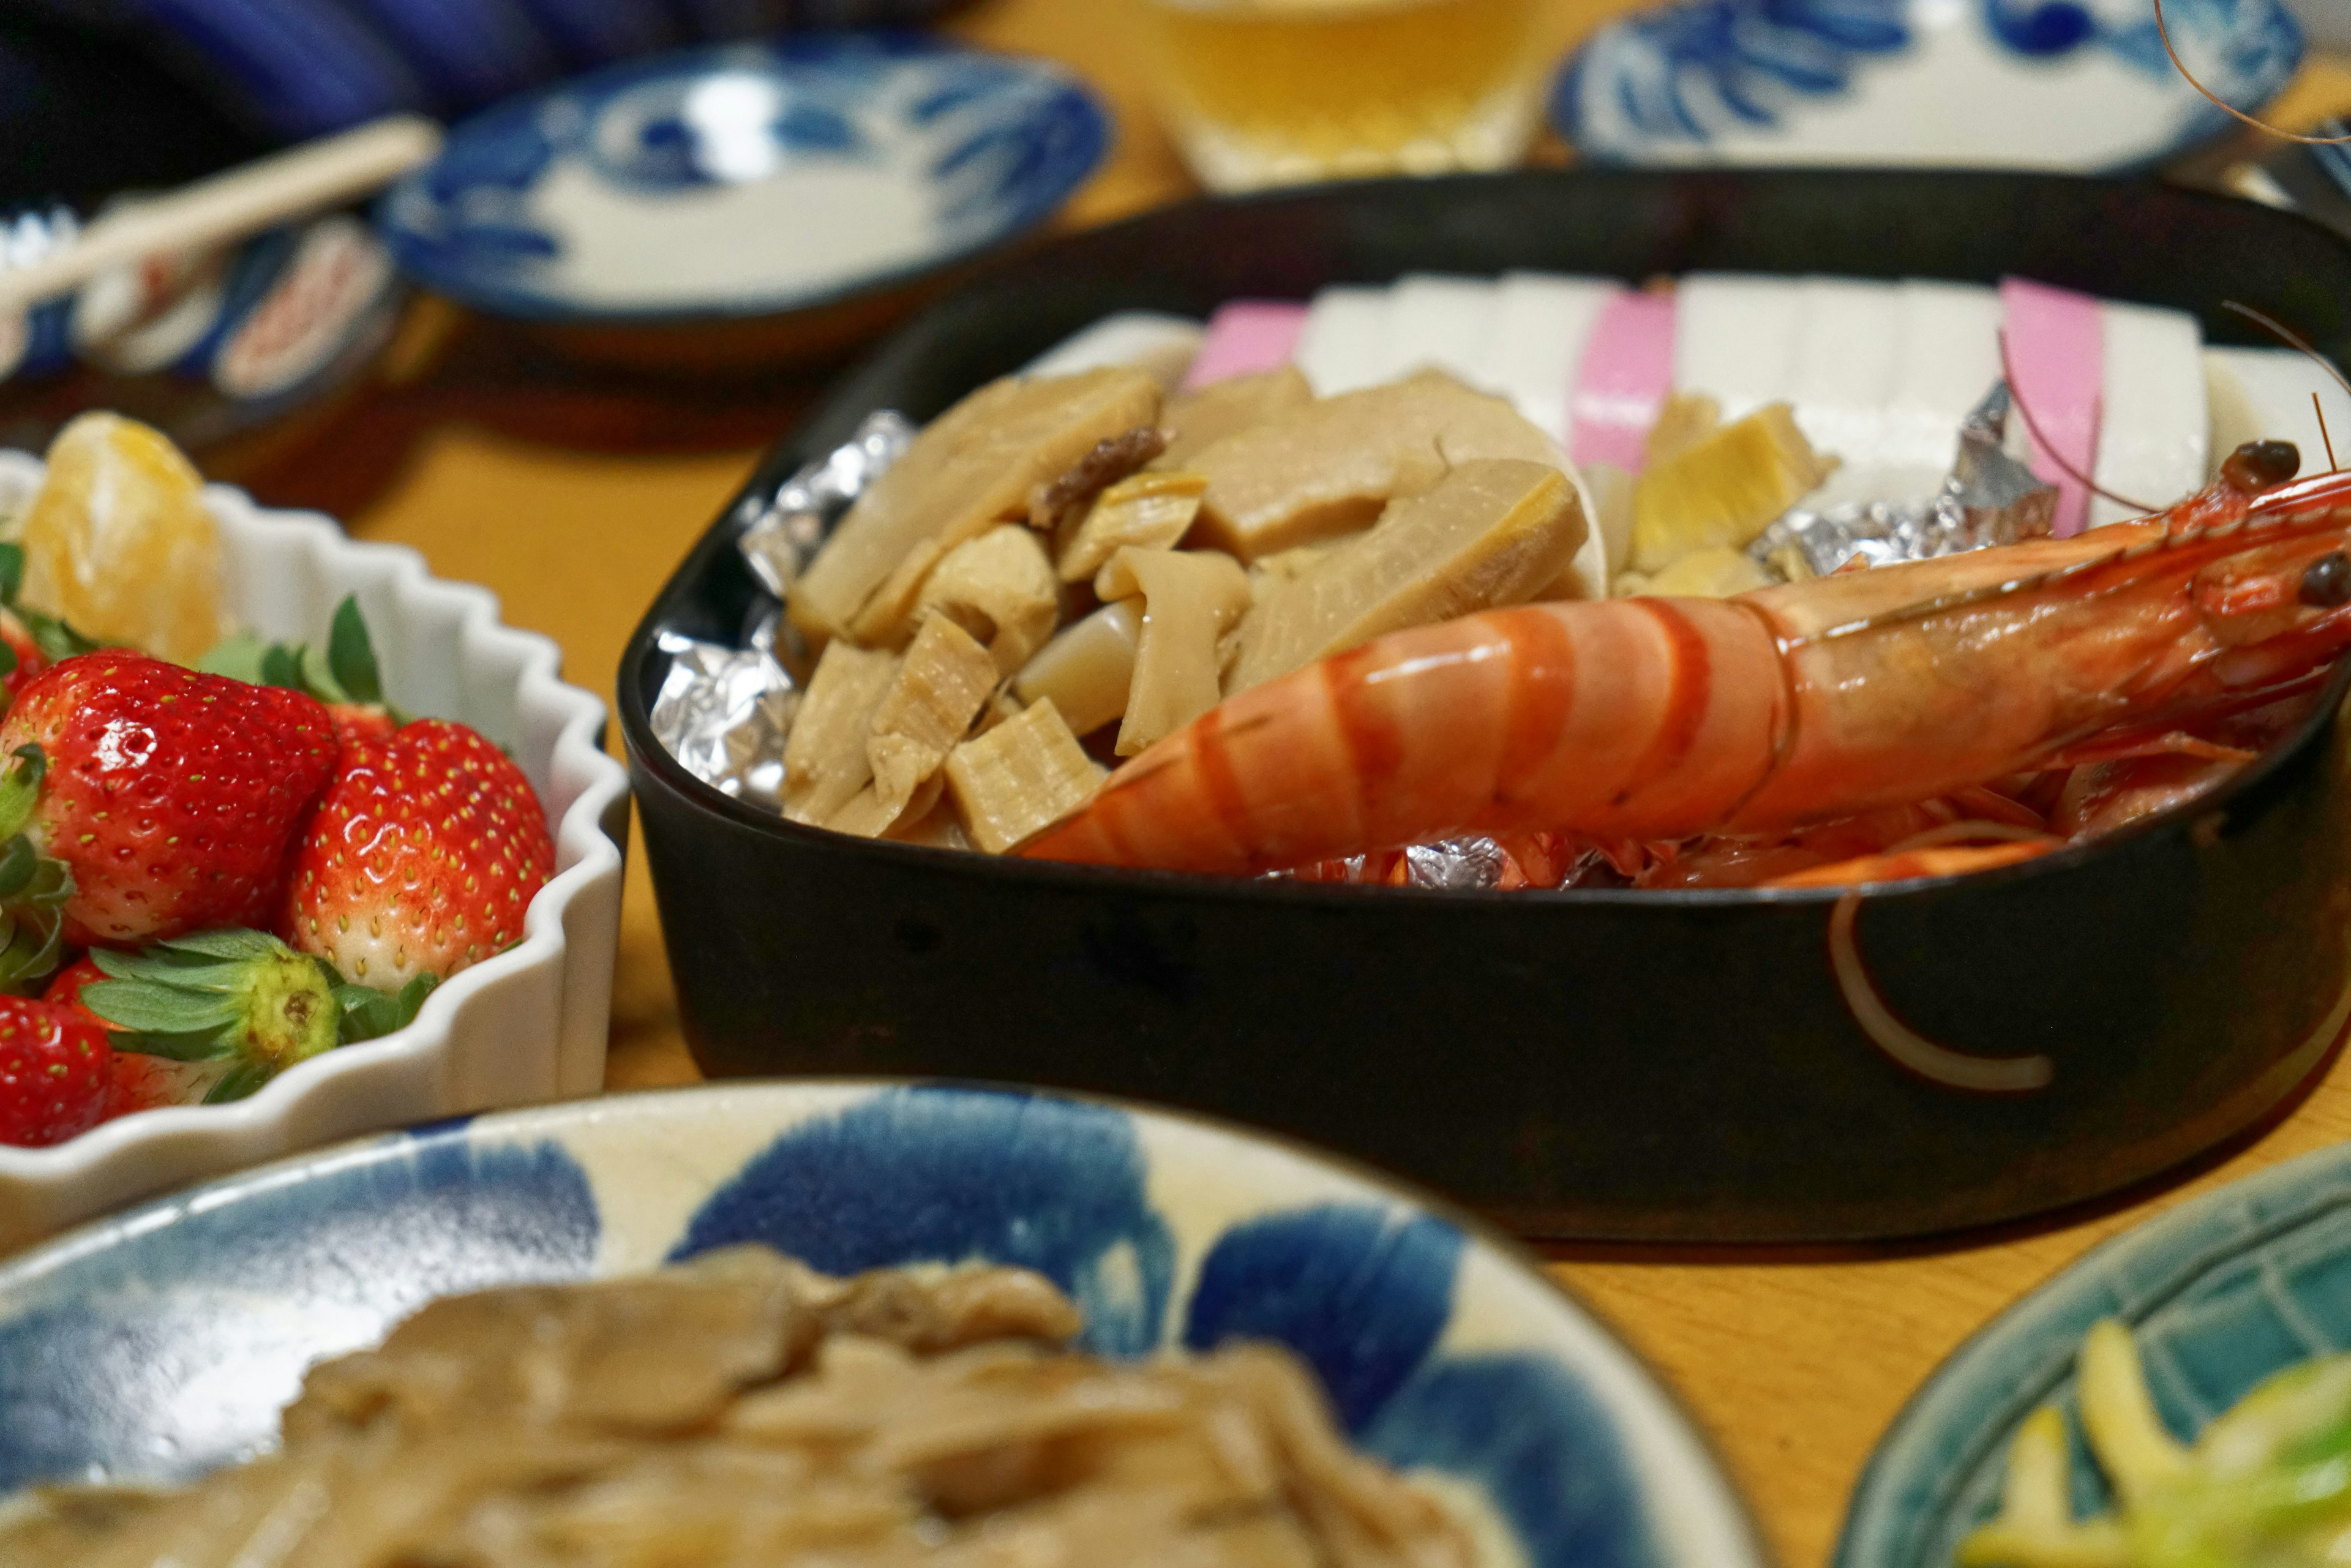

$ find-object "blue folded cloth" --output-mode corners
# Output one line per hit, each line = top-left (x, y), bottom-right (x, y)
(20, 0), (958, 141)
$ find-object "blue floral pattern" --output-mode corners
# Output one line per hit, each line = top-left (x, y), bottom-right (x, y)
(378, 34), (1109, 321)
(0, 1086), (1755, 1567)
(1553, 0), (2302, 168)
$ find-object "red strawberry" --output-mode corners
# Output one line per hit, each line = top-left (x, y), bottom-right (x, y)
(325, 703), (396, 749)
(280, 719), (553, 991)
(0, 608), (47, 713)
(45, 955), (182, 1117)
(0, 994), (110, 1146)
(0, 653), (338, 953)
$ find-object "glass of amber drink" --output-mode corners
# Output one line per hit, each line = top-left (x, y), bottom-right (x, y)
(1136, 0), (1548, 192)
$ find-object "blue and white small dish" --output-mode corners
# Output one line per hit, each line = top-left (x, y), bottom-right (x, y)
(378, 34), (1109, 331)
(1554, 0), (2303, 172)
(1840, 1141), (2351, 1565)
(0, 1081), (1759, 1568)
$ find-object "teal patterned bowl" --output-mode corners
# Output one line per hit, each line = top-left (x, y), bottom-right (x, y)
(1840, 1141), (2351, 1566)
(0, 1081), (1760, 1568)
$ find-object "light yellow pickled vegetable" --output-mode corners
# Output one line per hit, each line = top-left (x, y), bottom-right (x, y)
(1638, 546), (1772, 599)
(789, 368), (1161, 647)
(782, 642), (898, 827)
(21, 411), (225, 662)
(1227, 459), (1585, 693)
(1013, 599), (1141, 738)
(914, 524), (1060, 674)
(1057, 472), (1206, 583)
(1644, 391), (1722, 466)
(1629, 402), (1836, 574)
(827, 771), (945, 840)
(1098, 547), (1252, 756)
(944, 699), (1106, 853)
(865, 615), (1000, 819)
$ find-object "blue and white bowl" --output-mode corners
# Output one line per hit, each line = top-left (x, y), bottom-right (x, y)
(0, 1081), (1759, 1568)
(1553, 0), (2303, 172)
(378, 32), (1109, 345)
(1840, 1139), (2351, 1566)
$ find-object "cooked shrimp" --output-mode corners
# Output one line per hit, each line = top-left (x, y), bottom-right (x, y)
(1024, 441), (2351, 876)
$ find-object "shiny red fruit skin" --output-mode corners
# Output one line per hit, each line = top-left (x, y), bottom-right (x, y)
(325, 703), (396, 748)
(43, 955), (177, 1119)
(1, 653), (338, 946)
(0, 610), (47, 711)
(280, 718), (555, 991)
(0, 994), (111, 1146)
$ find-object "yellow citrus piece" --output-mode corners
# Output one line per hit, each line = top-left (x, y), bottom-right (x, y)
(20, 411), (225, 664)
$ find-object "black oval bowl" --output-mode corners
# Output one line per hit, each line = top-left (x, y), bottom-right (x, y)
(620, 168), (2351, 1244)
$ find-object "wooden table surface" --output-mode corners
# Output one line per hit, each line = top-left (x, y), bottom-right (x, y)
(217, 7), (2351, 1564)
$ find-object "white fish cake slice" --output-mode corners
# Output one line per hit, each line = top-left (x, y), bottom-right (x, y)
(1676, 273), (1805, 424)
(1021, 312), (1205, 386)
(1385, 274), (1499, 389)
(1294, 285), (1393, 396)
(1787, 277), (1905, 508)
(1477, 271), (1623, 443)
(2203, 347), (2351, 479)
(1884, 279), (2004, 487)
(2090, 301), (2207, 527)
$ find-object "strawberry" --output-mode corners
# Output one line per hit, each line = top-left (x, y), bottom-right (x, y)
(0, 653), (337, 956)
(45, 955), (179, 1117)
(0, 994), (110, 1145)
(326, 703), (396, 748)
(281, 719), (552, 992)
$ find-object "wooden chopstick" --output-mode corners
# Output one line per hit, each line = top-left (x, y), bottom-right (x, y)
(0, 114), (444, 316)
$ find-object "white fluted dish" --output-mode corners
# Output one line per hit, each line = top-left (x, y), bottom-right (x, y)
(0, 454), (629, 1252)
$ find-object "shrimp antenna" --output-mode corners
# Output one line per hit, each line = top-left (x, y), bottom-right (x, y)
(2222, 299), (2351, 401)
(2315, 393), (2338, 473)
(2154, 0), (2351, 144)
(1996, 331), (2158, 515)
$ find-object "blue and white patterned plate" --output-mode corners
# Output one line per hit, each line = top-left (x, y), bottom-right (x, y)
(377, 34), (1109, 323)
(0, 1081), (1758, 1568)
(1553, 0), (2302, 172)
(1840, 1141), (2351, 1566)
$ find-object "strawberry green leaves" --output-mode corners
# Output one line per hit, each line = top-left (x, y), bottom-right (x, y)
(0, 541), (103, 666)
(80, 929), (439, 1103)
(198, 595), (405, 721)
(83, 929), (342, 1104)
(0, 745), (71, 994)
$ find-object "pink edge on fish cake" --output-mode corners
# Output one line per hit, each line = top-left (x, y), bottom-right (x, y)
(1568, 288), (1672, 472)
(2000, 277), (2105, 538)
(1182, 302), (1310, 389)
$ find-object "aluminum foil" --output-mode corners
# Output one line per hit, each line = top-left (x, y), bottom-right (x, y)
(652, 415), (915, 807)
(1749, 382), (2058, 579)
(1401, 838), (1513, 891)
(735, 411), (915, 599)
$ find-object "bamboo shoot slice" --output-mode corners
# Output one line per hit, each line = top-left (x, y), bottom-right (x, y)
(788, 367), (1161, 647)
(1013, 599), (1141, 737)
(865, 615), (999, 819)
(1098, 546), (1252, 756)
(1640, 545), (1772, 598)
(1056, 471), (1207, 583)
(781, 641), (898, 826)
(1156, 364), (1313, 469)
(1185, 370), (1568, 561)
(827, 771), (945, 840)
(914, 525), (1060, 674)
(1628, 402), (1837, 573)
(1227, 458), (1586, 692)
(945, 699), (1107, 853)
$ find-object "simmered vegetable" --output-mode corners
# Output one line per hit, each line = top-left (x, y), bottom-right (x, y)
(1629, 402), (1836, 573)
(914, 525), (1061, 675)
(944, 699), (1107, 852)
(1098, 547), (1253, 756)
(1057, 472), (1209, 583)
(782, 641), (899, 827)
(1227, 458), (1587, 692)
(1156, 364), (1314, 469)
(1013, 599), (1142, 738)
(864, 615), (1000, 825)
(1185, 370), (1568, 561)
(790, 368), (1162, 647)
